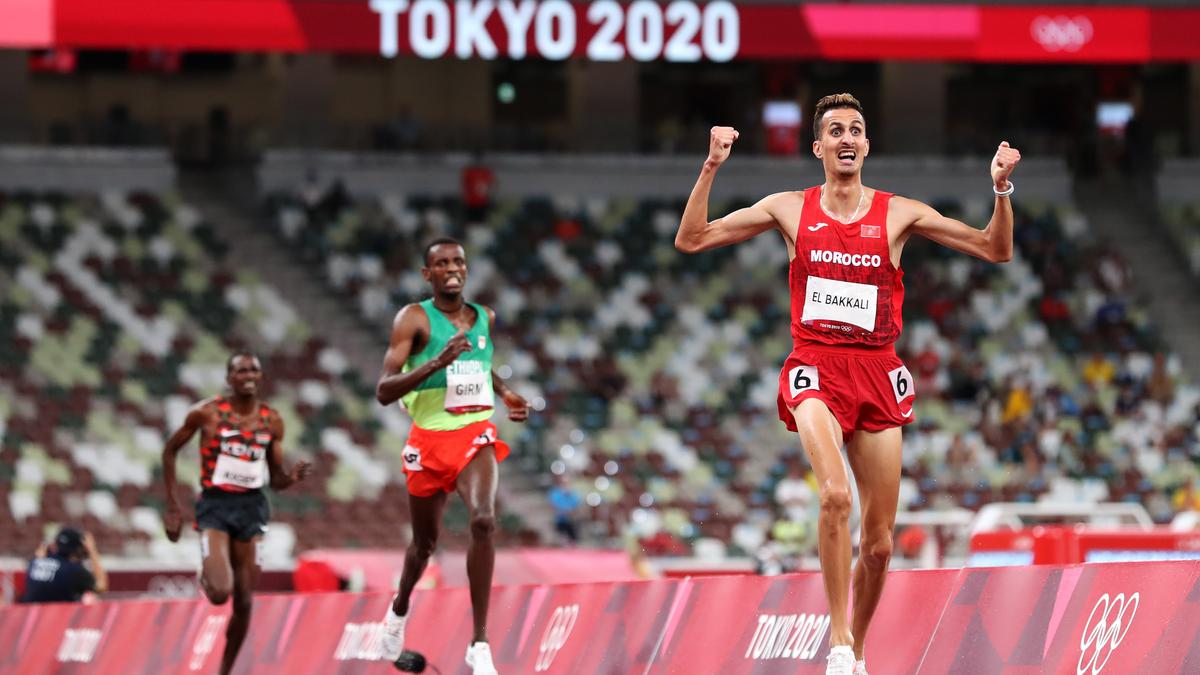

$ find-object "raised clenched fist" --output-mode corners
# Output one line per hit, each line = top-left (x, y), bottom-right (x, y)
(435, 328), (473, 369)
(991, 141), (1022, 191)
(707, 126), (740, 166)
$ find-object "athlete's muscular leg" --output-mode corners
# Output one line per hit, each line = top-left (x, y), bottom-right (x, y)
(199, 529), (234, 605)
(220, 537), (262, 675)
(790, 399), (854, 649)
(846, 427), (902, 662)
(456, 446), (499, 644)
(393, 491), (448, 617)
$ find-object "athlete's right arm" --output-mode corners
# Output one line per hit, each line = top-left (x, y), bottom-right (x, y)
(375, 304), (471, 406)
(676, 126), (780, 254)
(161, 404), (207, 542)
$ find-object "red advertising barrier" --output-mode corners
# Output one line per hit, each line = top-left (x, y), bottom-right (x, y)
(3, 2), (1199, 62)
(651, 568), (960, 673)
(2, 561), (1198, 674)
(971, 526), (1200, 565)
(920, 561), (1200, 674)
(293, 547), (644, 592)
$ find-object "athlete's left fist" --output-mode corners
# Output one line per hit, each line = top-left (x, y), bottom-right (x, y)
(502, 390), (529, 422)
(991, 141), (1021, 191)
(290, 460), (313, 483)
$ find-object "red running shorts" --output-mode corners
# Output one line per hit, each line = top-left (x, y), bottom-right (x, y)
(401, 420), (510, 498)
(776, 343), (916, 439)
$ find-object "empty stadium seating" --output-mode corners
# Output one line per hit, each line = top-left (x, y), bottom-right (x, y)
(263, 182), (1200, 559)
(0, 188), (527, 563)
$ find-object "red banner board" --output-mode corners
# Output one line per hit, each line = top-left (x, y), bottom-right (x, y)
(0, 0), (52, 48)
(0, 2), (1197, 62)
(2, 561), (1198, 674)
(971, 527), (1200, 565)
(920, 562), (1200, 674)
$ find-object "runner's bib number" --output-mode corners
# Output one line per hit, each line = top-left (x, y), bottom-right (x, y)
(888, 365), (915, 404)
(444, 360), (494, 413)
(212, 454), (266, 489)
(402, 445), (423, 471)
(801, 276), (878, 332)
(787, 365), (820, 398)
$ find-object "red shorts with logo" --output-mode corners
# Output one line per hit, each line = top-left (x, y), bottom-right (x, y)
(402, 419), (510, 498)
(776, 342), (915, 439)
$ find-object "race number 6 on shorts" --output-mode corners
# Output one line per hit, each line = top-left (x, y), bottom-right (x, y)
(788, 365), (821, 399)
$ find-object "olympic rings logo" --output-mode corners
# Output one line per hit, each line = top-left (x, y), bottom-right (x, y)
(535, 604), (580, 671)
(1077, 592), (1139, 675)
(1031, 15), (1094, 53)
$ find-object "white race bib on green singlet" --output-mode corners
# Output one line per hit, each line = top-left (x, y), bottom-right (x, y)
(444, 360), (494, 412)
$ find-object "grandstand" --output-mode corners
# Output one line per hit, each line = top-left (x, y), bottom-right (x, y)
(1, 2), (1199, 674)
(2, 149), (1196, 568)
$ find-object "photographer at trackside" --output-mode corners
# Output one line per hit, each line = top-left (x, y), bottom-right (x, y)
(18, 527), (108, 604)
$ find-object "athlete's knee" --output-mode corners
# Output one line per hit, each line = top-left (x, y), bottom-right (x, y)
(818, 487), (853, 521)
(469, 513), (496, 541)
(862, 532), (893, 569)
(204, 580), (232, 606)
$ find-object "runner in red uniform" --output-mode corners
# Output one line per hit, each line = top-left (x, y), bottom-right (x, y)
(675, 93), (1021, 675)
(160, 352), (313, 675)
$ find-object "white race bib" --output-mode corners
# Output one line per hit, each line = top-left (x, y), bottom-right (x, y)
(444, 360), (494, 412)
(787, 365), (820, 398)
(888, 365), (915, 404)
(402, 445), (423, 471)
(801, 276), (878, 332)
(212, 454), (266, 489)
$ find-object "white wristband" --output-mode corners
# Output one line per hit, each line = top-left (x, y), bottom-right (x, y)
(993, 180), (1014, 196)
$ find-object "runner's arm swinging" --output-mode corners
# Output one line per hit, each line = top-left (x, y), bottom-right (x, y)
(485, 307), (529, 421)
(160, 405), (205, 541)
(265, 413), (311, 490)
(376, 304), (471, 406)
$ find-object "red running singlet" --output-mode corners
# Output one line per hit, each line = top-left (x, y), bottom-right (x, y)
(790, 186), (904, 348)
(200, 397), (274, 492)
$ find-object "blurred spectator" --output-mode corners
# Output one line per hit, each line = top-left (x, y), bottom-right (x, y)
(548, 476), (582, 543)
(300, 167), (326, 209)
(375, 105), (422, 150)
(1173, 477), (1200, 514)
(774, 465), (815, 523)
(943, 434), (975, 487)
(757, 513), (809, 576)
(19, 528), (108, 604)
(1148, 353), (1175, 406)
(1002, 378), (1034, 424)
(1082, 352), (1116, 388)
(461, 152), (495, 222)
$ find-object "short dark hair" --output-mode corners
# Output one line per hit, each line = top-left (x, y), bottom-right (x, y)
(813, 93), (864, 140)
(54, 527), (85, 558)
(226, 351), (259, 374)
(423, 236), (464, 265)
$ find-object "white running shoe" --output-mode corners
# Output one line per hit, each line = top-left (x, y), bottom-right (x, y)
(380, 600), (407, 661)
(826, 645), (855, 675)
(854, 659), (868, 675)
(465, 641), (499, 675)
